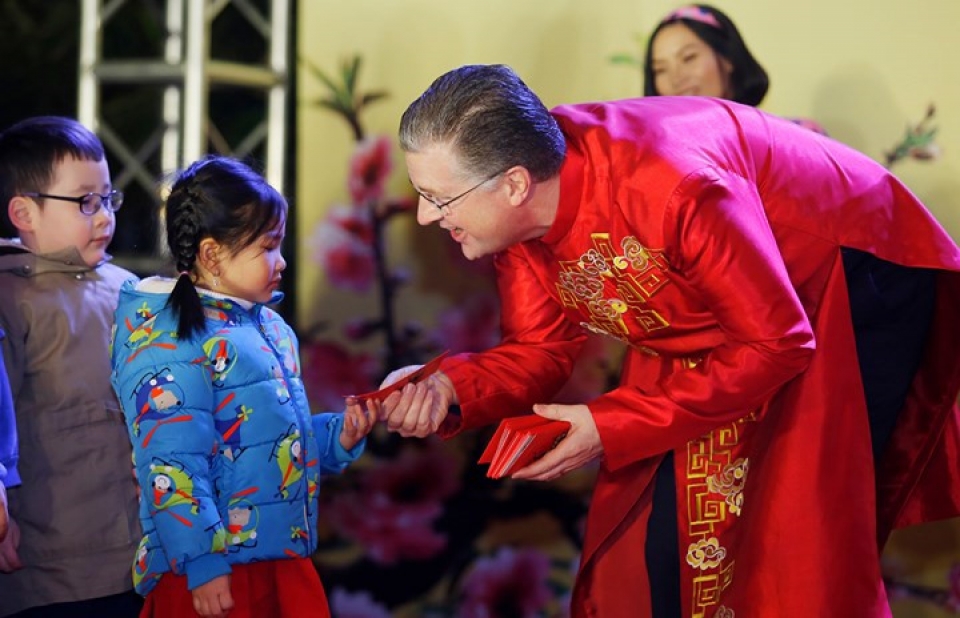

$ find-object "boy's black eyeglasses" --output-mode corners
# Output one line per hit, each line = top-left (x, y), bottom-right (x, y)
(20, 190), (124, 216)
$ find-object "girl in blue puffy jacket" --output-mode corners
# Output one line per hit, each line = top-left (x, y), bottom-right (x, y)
(111, 155), (377, 618)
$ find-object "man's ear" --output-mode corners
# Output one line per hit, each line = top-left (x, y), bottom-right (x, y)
(197, 237), (222, 274)
(503, 166), (533, 206)
(8, 196), (35, 233)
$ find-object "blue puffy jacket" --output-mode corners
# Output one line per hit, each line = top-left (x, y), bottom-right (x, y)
(110, 278), (363, 595)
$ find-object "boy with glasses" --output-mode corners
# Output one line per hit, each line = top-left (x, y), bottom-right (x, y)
(0, 116), (141, 617)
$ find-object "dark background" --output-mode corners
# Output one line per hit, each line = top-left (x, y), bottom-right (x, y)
(0, 1), (299, 318)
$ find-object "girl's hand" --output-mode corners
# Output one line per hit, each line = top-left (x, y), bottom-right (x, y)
(340, 396), (379, 451)
(192, 574), (233, 617)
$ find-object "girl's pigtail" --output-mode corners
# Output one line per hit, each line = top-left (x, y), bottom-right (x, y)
(168, 271), (205, 340)
(166, 185), (207, 340)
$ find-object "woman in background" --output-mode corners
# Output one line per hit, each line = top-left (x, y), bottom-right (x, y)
(644, 4), (826, 133)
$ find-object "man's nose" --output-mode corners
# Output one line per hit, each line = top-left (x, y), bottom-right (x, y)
(416, 197), (443, 226)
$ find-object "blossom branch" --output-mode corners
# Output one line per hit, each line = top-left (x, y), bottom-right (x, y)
(884, 103), (939, 169)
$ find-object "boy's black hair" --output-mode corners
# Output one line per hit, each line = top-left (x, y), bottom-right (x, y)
(0, 116), (105, 237)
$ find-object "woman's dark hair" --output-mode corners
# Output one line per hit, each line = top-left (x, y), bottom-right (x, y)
(164, 155), (287, 340)
(643, 4), (769, 106)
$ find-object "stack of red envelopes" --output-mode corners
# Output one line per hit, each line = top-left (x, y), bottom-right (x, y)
(478, 415), (570, 479)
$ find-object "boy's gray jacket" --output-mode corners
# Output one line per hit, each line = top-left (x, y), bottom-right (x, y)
(0, 239), (141, 617)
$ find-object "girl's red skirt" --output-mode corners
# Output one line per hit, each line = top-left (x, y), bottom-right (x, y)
(140, 557), (330, 618)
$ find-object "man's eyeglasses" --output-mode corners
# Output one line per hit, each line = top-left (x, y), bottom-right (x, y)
(416, 170), (504, 215)
(20, 190), (124, 216)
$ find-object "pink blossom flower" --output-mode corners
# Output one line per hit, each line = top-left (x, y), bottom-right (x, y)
(348, 135), (393, 206)
(300, 340), (379, 410)
(459, 547), (553, 618)
(343, 316), (382, 341)
(310, 206), (376, 292)
(328, 439), (461, 564)
(432, 292), (501, 353)
(383, 195), (418, 216)
(908, 142), (941, 161)
(328, 588), (392, 618)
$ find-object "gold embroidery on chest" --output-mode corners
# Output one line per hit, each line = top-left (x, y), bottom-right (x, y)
(555, 233), (672, 340)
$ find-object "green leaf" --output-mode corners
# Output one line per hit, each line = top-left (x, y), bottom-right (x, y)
(302, 57), (340, 94)
(609, 53), (641, 67)
(360, 92), (389, 107)
(344, 55), (362, 95)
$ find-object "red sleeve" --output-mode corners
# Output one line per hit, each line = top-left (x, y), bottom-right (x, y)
(441, 245), (586, 435)
(593, 169), (816, 470)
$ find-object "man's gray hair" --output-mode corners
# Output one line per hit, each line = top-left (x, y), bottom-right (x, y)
(399, 64), (566, 182)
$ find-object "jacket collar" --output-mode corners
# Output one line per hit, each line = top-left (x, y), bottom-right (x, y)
(0, 238), (107, 277)
(135, 276), (283, 311)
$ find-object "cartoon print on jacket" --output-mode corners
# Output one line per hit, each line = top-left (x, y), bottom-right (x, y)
(148, 458), (200, 525)
(215, 402), (254, 462)
(225, 494), (260, 551)
(121, 314), (177, 363)
(265, 320), (298, 376)
(132, 535), (164, 591)
(272, 425), (306, 500)
(131, 369), (189, 445)
(271, 363), (291, 404)
(203, 335), (238, 387)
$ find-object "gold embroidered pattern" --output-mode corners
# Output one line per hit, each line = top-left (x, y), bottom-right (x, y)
(692, 563), (735, 618)
(685, 415), (757, 618)
(686, 537), (727, 570)
(556, 233), (671, 341)
(706, 458), (749, 516)
(714, 606), (735, 618)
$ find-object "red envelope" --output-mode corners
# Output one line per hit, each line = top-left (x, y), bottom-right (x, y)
(479, 415), (570, 479)
(352, 351), (450, 402)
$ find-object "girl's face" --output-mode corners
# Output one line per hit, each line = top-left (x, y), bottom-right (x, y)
(214, 219), (287, 304)
(650, 22), (733, 99)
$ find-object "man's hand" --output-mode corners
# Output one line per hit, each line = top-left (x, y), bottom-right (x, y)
(510, 403), (603, 481)
(192, 574), (233, 617)
(379, 369), (457, 438)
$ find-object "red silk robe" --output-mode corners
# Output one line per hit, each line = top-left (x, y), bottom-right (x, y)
(440, 97), (960, 618)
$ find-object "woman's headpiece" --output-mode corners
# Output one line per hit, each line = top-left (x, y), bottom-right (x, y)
(661, 6), (721, 29)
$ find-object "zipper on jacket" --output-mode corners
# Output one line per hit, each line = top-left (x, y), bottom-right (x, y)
(252, 306), (314, 549)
